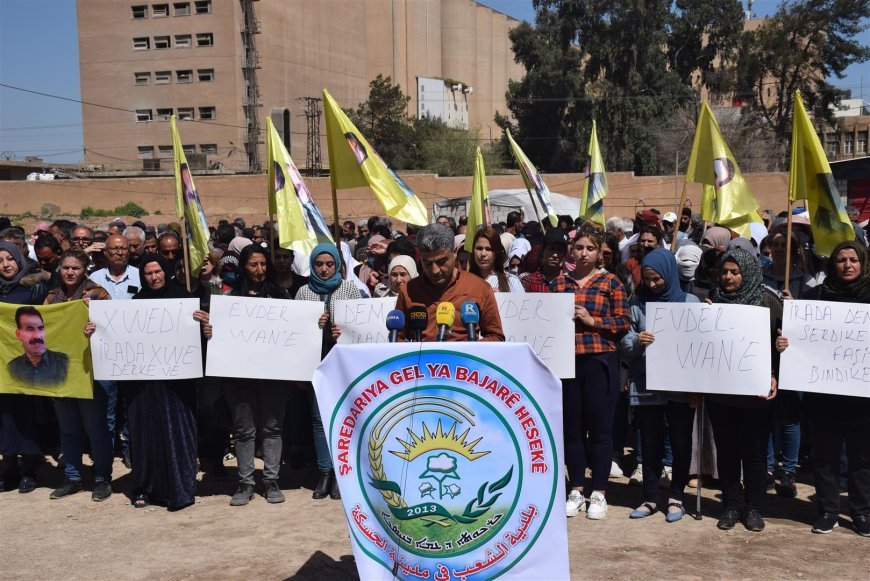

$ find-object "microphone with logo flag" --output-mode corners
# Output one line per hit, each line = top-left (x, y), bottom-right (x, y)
(385, 310), (405, 343)
(435, 302), (456, 342)
(460, 302), (480, 342)
(407, 305), (428, 342)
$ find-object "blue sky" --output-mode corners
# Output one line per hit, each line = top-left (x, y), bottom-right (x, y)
(0, 0), (867, 164)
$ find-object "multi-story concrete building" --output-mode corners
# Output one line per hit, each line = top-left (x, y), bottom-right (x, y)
(76, 0), (523, 173)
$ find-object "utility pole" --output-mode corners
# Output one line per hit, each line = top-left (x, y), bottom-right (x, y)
(297, 97), (323, 177)
(240, 0), (262, 173)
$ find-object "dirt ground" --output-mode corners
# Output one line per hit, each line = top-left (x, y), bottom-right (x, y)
(1, 456), (868, 580)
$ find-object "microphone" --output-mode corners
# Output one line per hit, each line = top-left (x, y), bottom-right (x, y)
(460, 302), (480, 342)
(407, 305), (428, 342)
(435, 302), (456, 342)
(386, 310), (405, 343)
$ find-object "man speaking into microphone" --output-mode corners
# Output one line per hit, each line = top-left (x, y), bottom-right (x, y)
(395, 223), (504, 342)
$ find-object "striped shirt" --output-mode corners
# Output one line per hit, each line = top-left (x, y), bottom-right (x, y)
(550, 270), (630, 354)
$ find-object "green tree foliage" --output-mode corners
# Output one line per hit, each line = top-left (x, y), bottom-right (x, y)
(346, 74), (415, 169)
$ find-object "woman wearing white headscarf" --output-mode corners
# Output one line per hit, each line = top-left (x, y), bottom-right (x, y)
(374, 255), (418, 297)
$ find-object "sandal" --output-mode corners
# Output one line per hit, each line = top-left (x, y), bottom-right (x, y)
(133, 494), (150, 508)
(665, 501), (685, 523)
(630, 502), (657, 519)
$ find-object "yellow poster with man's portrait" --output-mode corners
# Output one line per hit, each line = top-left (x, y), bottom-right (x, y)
(0, 301), (93, 398)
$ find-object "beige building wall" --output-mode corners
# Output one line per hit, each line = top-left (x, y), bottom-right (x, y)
(77, 0), (523, 172)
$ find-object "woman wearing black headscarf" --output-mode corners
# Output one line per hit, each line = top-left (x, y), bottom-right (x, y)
(708, 247), (781, 532)
(124, 254), (209, 510)
(777, 241), (870, 536)
(0, 241), (50, 493)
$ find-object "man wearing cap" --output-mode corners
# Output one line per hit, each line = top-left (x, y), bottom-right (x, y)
(395, 223), (504, 342)
(661, 212), (687, 245)
(521, 228), (569, 293)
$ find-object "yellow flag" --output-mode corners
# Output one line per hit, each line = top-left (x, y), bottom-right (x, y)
(685, 102), (760, 238)
(322, 89), (428, 225)
(267, 118), (333, 258)
(789, 91), (855, 256)
(171, 116), (210, 270)
(464, 147), (491, 253)
(505, 129), (559, 227)
(579, 121), (607, 224)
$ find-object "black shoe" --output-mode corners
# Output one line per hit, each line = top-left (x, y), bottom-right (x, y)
(264, 480), (285, 504)
(122, 449), (132, 470)
(230, 483), (255, 506)
(775, 472), (797, 498)
(92, 482), (112, 502)
(50, 480), (83, 499)
(312, 470), (332, 500)
(717, 508), (740, 530)
(853, 513), (870, 537)
(329, 472), (341, 500)
(812, 513), (839, 534)
(765, 472), (775, 492)
(18, 475), (36, 494)
(743, 509), (765, 532)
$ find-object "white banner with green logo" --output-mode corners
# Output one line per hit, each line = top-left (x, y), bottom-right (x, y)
(313, 343), (569, 581)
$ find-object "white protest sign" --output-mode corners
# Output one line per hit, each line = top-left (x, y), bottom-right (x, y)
(335, 297), (396, 344)
(206, 295), (323, 381)
(779, 300), (869, 398)
(497, 293), (575, 378)
(89, 298), (202, 380)
(645, 302), (771, 396)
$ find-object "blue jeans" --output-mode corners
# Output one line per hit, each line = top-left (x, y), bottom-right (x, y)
(103, 380), (128, 452)
(635, 424), (673, 467)
(52, 381), (113, 483)
(768, 421), (800, 474)
(307, 385), (332, 472)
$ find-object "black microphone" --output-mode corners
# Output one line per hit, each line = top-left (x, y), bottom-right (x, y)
(407, 305), (428, 342)
(386, 310), (405, 343)
(460, 302), (480, 341)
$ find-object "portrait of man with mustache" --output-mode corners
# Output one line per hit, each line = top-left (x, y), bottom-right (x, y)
(7, 306), (69, 387)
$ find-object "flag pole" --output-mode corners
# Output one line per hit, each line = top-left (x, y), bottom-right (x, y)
(180, 217), (192, 293)
(331, 186), (342, 249)
(523, 185), (546, 234)
(671, 179), (689, 253)
(784, 201), (794, 287)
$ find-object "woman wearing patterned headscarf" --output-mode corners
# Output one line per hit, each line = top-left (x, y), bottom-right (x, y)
(708, 248), (781, 533)
(621, 249), (700, 522)
(777, 240), (870, 537)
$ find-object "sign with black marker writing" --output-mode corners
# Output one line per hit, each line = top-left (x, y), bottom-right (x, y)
(335, 297), (396, 345)
(645, 303), (771, 396)
(779, 300), (869, 398)
(496, 293), (575, 378)
(206, 295), (323, 380)
(89, 299), (202, 380)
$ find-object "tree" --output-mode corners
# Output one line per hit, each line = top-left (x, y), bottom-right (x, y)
(347, 74), (415, 169)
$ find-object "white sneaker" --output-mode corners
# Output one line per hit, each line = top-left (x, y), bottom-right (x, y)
(566, 490), (586, 517)
(586, 491), (608, 520)
(610, 460), (624, 478)
(629, 465), (643, 486)
(660, 466), (673, 489)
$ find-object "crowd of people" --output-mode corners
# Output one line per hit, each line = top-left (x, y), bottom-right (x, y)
(0, 207), (867, 539)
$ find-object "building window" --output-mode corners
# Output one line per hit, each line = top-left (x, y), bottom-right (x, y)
(196, 33), (214, 46)
(134, 72), (151, 85)
(197, 68), (214, 82)
(152, 4), (169, 17)
(194, 0), (212, 14)
(844, 139), (853, 155)
(858, 132), (868, 153)
(825, 134), (839, 157)
(182, 144), (196, 155)
(198, 106), (216, 120)
(131, 5), (147, 19)
(158, 145), (173, 158)
(133, 37), (150, 50)
(177, 107), (194, 120)
(175, 34), (192, 48)
(154, 36), (171, 49)
(155, 71), (171, 84)
(174, 2), (190, 16)
(156, 108), (173, 121)
(176, 70), (193, 83)
(200, 144), (217, 155)
(137, 146), (155, 158)
(136, 109), (153, 122)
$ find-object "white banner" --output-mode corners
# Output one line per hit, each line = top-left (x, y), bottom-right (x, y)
(779, 300), (869, 398)
(314, 343), (569, 581)
(496, 293), (575, 378)
(205, 295), (323, 381)
(645, 302), (772, 396)
(89, 298), (202, 380)
(336, 297), (397, 344)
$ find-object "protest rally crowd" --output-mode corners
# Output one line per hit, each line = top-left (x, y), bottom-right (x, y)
(0, 205), (868, 541)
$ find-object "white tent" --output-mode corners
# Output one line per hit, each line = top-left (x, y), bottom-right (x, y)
(432, 189), (580, 224)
